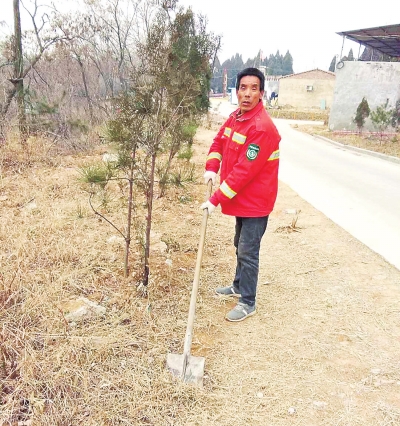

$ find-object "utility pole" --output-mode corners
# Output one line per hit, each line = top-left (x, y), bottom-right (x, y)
(209, 35), (221, 100)
(223, 68), (227, 98)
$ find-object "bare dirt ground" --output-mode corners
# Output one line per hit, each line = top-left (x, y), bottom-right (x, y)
(1, 120), (400, 425)
(190, 124), (400, 425)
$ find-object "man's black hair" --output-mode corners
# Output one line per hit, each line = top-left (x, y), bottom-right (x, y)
(236, 67), (265, 91)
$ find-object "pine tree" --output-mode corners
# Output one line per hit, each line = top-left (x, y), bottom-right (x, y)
(282, 50), (293, 75)
(329, 55), (336, 72)
(392, 99), (400, 129)
(353, 97), (370, 133)
(266, 54), (275, 75)
(359, 47), (398, 62)
(243, 57), (253, 68)
(273, 50), (283, 75)
(348, 48), (354, 61)
(370, 101), (394, 140)
(80, 4), (217, 282)
(221, 54), (244, 89)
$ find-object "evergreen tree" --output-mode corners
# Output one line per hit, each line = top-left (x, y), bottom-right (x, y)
(329, 55), (336, 72)
(261, 55), (269, 71)
(80, 4), (217, 282)
(221, 54), (244, 89)
(266, 53), (275, 75)
(243, 57), (253, 68)
(359, 47), (398, 62)
(353, 97), (370, 132)
(250, 49), (263, 68)
(348, 48), (354, 61)
(392, 99), (400, 129)
(282, 50), (293, 75)
(213, 56), (221, 70)
(360, 47), (379, 61)
(370, 101), (395, 140)
(273, 50), (283, 75)
(213, 48), (297, 87)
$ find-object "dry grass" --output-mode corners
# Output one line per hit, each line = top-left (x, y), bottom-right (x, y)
(0, 136), (217, 425)
(2, 126), (400, 425)
(267, 108), (329, 123)
(294, 123), (400, 158)
(274, 213), (301, 233)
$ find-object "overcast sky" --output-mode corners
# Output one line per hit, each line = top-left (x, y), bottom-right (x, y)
(178, 0), (399, 73)
(1, 0), (398, 73)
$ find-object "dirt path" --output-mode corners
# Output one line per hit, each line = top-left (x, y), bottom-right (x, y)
(190, 125), (400, 425)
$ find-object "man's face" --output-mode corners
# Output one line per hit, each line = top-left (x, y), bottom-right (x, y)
(236, 75), (264, 114)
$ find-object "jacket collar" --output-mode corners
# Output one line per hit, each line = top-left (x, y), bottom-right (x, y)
(231, 100), (264, 122)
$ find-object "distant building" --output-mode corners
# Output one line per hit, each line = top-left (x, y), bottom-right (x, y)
(278, 69), (336, 110)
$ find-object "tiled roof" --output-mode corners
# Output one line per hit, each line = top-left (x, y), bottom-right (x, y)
(279, 69), (336, 79)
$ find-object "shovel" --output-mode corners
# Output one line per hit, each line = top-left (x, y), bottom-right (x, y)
(166, 179), (213, 385)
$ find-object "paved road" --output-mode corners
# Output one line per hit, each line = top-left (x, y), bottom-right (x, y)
(209, 99), (400, 271)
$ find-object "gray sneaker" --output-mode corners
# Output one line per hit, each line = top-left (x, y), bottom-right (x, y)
(215, 285), (241, 297)
(226, 302), (256, 322)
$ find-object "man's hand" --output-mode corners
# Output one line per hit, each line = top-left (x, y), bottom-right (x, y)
(203, 171), (217, 185)
(200, 200), (216, 216)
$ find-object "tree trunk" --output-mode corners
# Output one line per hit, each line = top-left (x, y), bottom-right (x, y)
(124, 152), (136, 278)
(76, 55), (94, 123)
(1, 87), (17, 117)
(143, 152), (156, 287)
(13, 0), (27, 142)
(159, 143), (179, 198)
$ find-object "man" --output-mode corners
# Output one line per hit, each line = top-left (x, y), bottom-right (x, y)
(201, 67), (281, 322)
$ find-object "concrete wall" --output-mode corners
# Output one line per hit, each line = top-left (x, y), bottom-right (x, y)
(278, 70), (335, 109)
(329, 61), (400, 131)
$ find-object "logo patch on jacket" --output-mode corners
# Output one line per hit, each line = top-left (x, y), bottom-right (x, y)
(246, 144), (260, 161)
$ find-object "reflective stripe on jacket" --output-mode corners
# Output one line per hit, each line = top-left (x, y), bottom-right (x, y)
(205, 101), (281, 217)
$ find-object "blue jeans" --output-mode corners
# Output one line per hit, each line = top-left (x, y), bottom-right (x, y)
(232, 216), (269, 306)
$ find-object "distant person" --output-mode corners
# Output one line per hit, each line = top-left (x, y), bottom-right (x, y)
(201, 68), (281, 322)
(270, 91), (278, 105)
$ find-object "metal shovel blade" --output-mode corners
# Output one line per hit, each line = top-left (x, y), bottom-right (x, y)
(166, 181), (211, 387)
(166, 353), (205, 386)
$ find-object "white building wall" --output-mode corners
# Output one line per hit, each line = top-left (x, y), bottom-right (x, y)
(329, 61), (400, 131)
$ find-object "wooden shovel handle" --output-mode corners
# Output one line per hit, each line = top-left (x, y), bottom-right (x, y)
(182, 179), (213, 365)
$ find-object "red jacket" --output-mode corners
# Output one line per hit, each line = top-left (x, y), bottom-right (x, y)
(206, 101), (280, 217)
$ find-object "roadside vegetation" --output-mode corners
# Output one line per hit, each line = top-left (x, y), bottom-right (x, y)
(294, 122), (400, 158)
(285, 99), (400, 158)
(0, 127), (219, 424)
(1, 0), (220, 423)
(267, 107), (329, 123)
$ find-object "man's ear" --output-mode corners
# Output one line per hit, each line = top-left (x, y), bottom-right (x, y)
(260, 91), (265, 99)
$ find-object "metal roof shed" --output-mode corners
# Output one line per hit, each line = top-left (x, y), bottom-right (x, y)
(337, 24), (400, 58)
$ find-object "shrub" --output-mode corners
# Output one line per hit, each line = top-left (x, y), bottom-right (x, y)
(370, 101), (394, 141)
(353, 97), (370, 133)
(391, 99), (400, 130)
